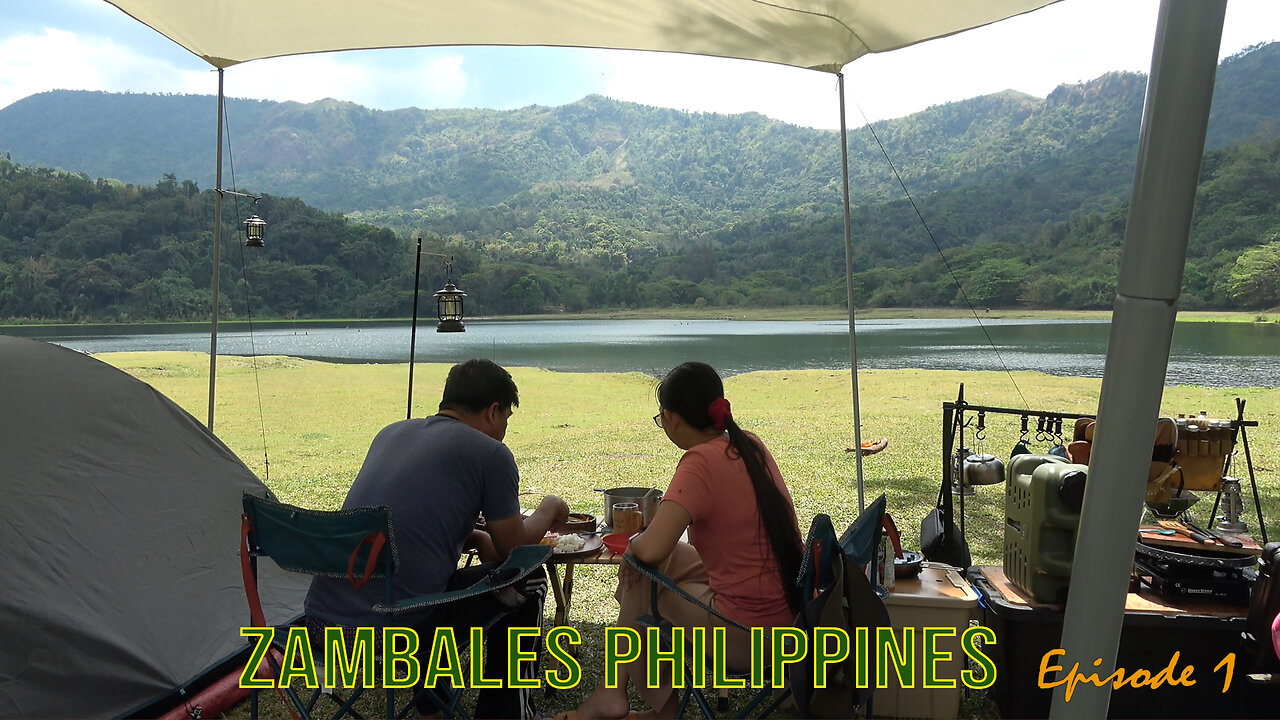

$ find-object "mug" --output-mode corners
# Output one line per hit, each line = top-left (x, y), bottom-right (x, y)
(612, 502), (643, 535)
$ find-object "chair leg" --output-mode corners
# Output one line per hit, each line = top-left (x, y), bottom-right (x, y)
(749, 688), (791, 719)
(324, 688), (366, 719)
(687, 688), (715, 719)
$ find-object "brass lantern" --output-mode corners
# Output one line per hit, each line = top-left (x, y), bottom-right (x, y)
(243, 214), (266, 247)
(434, 282), (466, 333)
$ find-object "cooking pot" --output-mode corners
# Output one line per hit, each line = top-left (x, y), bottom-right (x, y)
(963, 453), (1005, 486)
(598, 486), (663, 528)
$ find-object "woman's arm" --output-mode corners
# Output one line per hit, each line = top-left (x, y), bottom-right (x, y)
(627, 499), (692, 565)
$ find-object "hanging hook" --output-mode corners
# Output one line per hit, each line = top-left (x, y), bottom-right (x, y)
(1020, 414), (1030, 441)
(975, 411), (987, 443)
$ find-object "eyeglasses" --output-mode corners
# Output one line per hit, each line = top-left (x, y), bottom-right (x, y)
(653, 412), (664, 428)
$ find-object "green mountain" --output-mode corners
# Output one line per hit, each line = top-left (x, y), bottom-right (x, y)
(2, 43), (1280, 322)
(6, 43), (1279, 220)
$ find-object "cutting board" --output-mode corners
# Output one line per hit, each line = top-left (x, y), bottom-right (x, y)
(1138, 523), (1261, 556)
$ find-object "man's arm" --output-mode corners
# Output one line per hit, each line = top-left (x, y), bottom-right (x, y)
(486, 495), (569, 559)
(465, 528), (499, 563)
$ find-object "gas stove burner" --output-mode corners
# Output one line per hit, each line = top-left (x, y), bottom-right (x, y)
(1135, 554), (1255, 605)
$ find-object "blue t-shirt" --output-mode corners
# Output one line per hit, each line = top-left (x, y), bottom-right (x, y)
(304, 415), (521, 627)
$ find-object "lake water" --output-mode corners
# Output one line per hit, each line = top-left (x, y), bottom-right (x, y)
(6, 318), (1280, 388)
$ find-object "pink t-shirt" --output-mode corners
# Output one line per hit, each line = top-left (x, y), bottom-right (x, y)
(663, 434), (799, 628)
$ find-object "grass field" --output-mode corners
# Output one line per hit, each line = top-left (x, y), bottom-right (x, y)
(97, 352), (1280, 718)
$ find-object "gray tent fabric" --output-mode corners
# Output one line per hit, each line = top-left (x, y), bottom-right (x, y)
(0, 336), (305, 718)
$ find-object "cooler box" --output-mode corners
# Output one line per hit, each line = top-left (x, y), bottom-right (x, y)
(874, 564), (979, 719)
(968, 566), (1273, 719)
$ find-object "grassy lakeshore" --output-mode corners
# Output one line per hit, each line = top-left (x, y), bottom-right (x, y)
(98, 353), (1279, 718)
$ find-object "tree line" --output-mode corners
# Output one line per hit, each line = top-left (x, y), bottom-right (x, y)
(1, 133), (1278, 325)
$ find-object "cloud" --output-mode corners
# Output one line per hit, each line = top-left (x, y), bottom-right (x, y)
(222, 50), (469, 109)
(0, 28), (206, 108)
(601, 51), (838, 129)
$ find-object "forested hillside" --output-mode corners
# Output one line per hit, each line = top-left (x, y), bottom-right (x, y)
(1, 44), (1279, 322)
(4, 43), (1279, 220)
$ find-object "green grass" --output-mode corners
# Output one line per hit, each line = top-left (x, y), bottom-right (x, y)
(97, 353), (1280, 718)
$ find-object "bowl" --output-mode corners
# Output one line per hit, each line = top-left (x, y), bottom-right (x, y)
(1146, 492), (1199, 518)
(602, 532), (633, 555)
(563, 513), (597, 533)
(894, 550), (924, 578)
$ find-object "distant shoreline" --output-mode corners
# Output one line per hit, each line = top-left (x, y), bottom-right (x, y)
(4, 307), (1277, 329)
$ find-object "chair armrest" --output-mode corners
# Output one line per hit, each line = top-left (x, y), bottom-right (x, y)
(622, 553), (746, 632)
(374, 544), (552, 615)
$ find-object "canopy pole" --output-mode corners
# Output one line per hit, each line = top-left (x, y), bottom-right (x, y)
(1050, 2), (1225, 718)
(208, 68), (224, 431)
(408, 236), (423, 419)
(838, 73), (866, 512)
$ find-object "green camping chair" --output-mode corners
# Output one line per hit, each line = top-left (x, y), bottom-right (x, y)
(239, 492), (551, 720)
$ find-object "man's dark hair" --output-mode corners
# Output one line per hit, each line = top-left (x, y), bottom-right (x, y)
(439, 359), (519, 413)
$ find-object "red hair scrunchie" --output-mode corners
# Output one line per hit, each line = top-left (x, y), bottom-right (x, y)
(707, 397), (732, 432)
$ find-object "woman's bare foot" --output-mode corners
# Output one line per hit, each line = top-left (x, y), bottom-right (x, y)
(570, 682), (633, 720)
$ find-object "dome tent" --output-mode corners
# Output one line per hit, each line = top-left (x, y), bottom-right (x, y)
(0, 336), (304, 718)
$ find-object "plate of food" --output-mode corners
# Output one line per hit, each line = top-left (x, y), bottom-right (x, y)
(541, 532), (604, 560)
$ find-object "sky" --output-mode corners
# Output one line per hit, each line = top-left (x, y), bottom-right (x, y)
(2, 0), (1279, 129)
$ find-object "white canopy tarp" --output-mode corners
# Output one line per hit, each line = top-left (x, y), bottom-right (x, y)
(104, 0), (1058, 72)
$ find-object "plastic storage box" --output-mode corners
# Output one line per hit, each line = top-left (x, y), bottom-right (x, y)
(873, 564), (979, 719)
(968, 566), (1272, 719)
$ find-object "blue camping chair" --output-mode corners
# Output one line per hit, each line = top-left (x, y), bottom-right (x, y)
(621, 495), (887, 719)
(239, 492), (551, 720)
(790, 495), (889, 719)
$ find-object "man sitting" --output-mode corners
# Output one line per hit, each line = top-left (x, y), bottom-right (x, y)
(305, 358), (569, 719)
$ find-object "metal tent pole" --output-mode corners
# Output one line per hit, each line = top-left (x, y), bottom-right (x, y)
(837, 73), (866, 512)
(408, 236), (423, 419)
(208, 68), (224, 431)
(1049, 2), (1225, 717)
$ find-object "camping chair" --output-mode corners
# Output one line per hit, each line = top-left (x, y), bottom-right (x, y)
(789, 497), (890, 719)
(239, 492), (551, 720)
(622, 553), (793, 719)
(620, 496), (888, 719)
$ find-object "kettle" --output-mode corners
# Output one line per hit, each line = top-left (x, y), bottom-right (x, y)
(963, 452), (1006, 486)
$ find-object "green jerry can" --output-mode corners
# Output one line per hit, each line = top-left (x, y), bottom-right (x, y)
(1004, 455), (1087, 604)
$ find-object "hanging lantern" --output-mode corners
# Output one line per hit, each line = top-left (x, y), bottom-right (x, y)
(434, 282), (466, 333)
(243, 214), (266, 247)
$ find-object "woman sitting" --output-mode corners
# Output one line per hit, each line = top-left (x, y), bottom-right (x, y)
(570, 361), (803, 720)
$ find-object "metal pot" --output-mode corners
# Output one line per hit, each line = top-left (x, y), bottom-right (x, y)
(963, 453), (1005, 486)
(597, 486), (663, 528)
